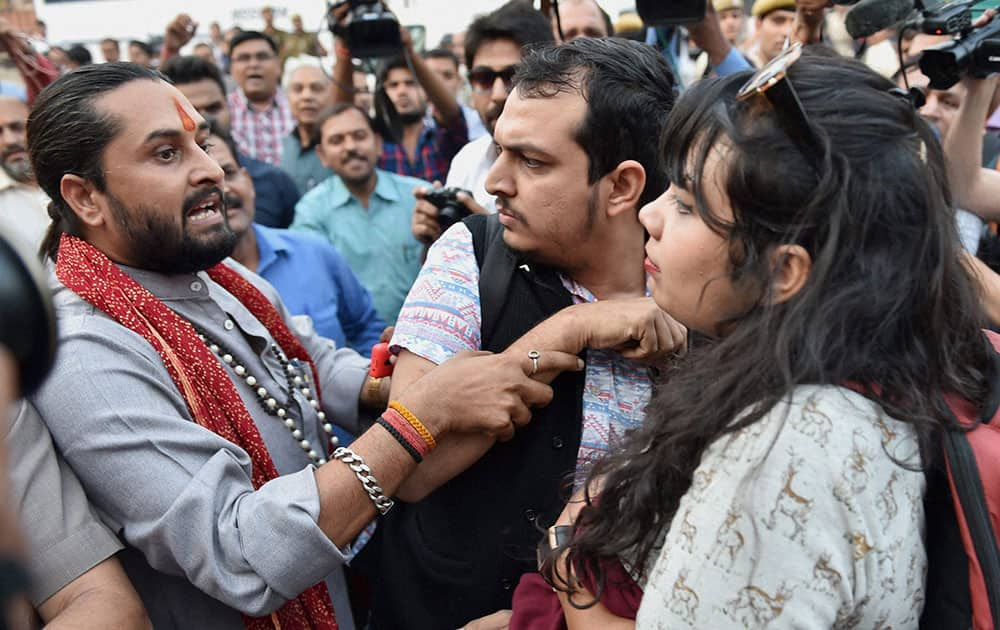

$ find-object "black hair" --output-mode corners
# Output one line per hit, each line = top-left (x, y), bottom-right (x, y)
(228, 30), (278, 56)
(423, 48), (461, 70)
(554, 53), (991, 602)
(66, 44), (92, 67)
(30, 62), (165, 260)
(377, 54), (411, 84)
(312, 102), (378, 144)
(464, 0), (555, 70)
(206, 119), (240, 165)
(100, 37), (118, 46)
(513, 37), (676, 208)
(128, 40), (153, 57)
(160, 55), (227, 97)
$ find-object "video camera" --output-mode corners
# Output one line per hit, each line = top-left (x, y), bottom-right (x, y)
(328, 0), (401, 59)
(916, 0), (1000, 88)
(0, 230), (56, 395)
(635, 0), (708, 26)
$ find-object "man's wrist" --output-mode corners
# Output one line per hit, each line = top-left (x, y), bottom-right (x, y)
(394, 389), (448, 439)
(557, 304), (589, 355)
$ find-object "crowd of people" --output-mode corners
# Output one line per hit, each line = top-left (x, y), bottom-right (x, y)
(2, 0), (1000, 628)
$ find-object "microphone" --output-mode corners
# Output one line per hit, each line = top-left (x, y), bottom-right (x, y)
(845, 0), (916, 38)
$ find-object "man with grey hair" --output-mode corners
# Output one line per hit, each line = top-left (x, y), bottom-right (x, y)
(281, 62), (334, 194)
(0, 96), (49, 248)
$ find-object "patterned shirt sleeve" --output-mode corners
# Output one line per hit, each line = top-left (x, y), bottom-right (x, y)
(434, 108), (469, 165)
(635, 386), (927, 629)
(390, 222), (481, 365)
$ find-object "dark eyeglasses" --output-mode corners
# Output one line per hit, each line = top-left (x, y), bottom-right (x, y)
(468, 65), (519, 94)
(736, 43), (823, 170)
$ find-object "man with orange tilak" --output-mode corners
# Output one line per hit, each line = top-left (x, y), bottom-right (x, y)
(27, 63), (581, 630)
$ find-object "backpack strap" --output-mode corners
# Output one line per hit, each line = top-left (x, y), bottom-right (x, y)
(941, 334), (1000, 629)
(465, 214), (517, 346)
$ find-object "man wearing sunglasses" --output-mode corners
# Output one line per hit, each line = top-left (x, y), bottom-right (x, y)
(411, 1), (555, 244)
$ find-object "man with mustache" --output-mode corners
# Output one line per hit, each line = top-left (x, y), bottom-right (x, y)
(411, 1), (554, 243)
(364, 37), (685, 629)
(0, 96), (49, 248)
(291, 103), (427, 325)
(227, 31), (292, 166)
(330, 9), (467, 186)
(161, 55), (302, 229)
(28, 62), (571, 630)
(208, 122), (386, 356)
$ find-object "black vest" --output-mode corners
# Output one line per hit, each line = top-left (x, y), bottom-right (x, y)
(360, 215), (585, 629)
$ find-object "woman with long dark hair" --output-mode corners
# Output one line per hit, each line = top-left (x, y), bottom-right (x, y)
(528, 48), (994, 628)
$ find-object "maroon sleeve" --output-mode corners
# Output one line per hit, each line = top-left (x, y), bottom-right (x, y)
(511, 560), (642, 627)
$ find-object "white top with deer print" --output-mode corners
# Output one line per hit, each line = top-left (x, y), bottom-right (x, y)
(636, 385), (927, 629)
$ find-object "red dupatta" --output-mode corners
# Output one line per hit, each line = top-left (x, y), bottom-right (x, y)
(55, 234), (337, 630)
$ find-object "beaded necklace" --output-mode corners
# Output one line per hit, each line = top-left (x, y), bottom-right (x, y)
(195, 328), (338, 465)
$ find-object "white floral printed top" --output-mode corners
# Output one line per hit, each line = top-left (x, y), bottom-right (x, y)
(637, 385), (927, 629)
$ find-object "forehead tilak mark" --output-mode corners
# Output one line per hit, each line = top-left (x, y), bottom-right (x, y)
(173, 97), (196, 132)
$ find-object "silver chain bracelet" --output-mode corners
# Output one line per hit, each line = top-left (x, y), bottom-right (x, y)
(331, 447), (394, 515)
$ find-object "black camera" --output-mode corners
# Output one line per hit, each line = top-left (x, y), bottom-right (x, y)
(636, 0), (708, 26)
(328, 0), (402, 59)
(918, 0), (975, 35)
(0, 230), (56, 395)
(918, 5), (1000, 88)
(424, 187), (473, 231)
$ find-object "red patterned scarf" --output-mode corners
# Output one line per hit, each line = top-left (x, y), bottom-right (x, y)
(55, 234), (338, 630)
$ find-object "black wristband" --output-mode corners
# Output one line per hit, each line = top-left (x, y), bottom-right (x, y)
(376, 416), (423, 463)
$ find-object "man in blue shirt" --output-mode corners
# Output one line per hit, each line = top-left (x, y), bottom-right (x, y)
(291, 103), (427, 325)
(206, 123), (386, 356)
(161, 55), (301, 228)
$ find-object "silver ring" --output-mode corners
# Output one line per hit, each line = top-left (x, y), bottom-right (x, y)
(528, 350), (541, 375)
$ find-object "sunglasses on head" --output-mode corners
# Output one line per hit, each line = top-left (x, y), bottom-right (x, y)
(468, 65), (519, 94)
(736, 43), (823, 171)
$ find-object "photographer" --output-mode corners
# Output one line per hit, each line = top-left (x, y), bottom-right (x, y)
(941, 73), (1000, 222)
(941, 72), (1000, 324)
(330, 3), (468, 186)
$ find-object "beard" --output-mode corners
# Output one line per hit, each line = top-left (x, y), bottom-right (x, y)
(338, 151), (376, 188)
(3, 158), (32, 184)
(397, 108), (425, 125)
(500, 185), (600, 270)
(1, 144), (33, 184)
(108, 187), (237, 274)
(482, 102), (504, 137)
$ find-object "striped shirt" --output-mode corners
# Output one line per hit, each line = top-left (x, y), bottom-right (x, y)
(228, 88), (295, 166)
(378, 114), (467, 185)
(391, 223), (653, 473)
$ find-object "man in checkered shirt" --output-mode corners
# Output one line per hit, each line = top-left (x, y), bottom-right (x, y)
(227, 31), (294, 167)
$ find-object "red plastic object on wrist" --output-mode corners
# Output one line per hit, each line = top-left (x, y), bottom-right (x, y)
(369, 342), (394, 378)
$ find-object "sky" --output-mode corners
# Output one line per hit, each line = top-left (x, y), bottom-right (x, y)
(36, 0), (638, 48)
